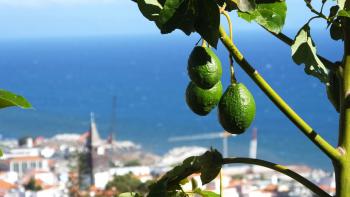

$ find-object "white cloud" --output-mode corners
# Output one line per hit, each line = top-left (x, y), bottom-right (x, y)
(0, 0), (125, 7)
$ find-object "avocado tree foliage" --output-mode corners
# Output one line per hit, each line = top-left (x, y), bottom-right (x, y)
(0, 89), (31, 156)
(128, 0), (350, 196)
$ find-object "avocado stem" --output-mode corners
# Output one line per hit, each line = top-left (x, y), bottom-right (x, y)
(221, 11), (236, 84)
(230, 56), (237, 84)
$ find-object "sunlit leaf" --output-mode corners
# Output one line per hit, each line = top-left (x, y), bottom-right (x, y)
(237, 0), (256, 12)
(179, 178), (189, 185)
(147, 149), (222, 197)
(338, 0), (346, 9)
(156, 0), (197, 35)
(194, 189), (220, 197)
(338, 9), (350, 17)
(119, 192), (143, 197)
(291, 24), (329, 83)
(0, 89), (32, 109)
(157, 0), (185, 28)
(238, 1), (287, 33)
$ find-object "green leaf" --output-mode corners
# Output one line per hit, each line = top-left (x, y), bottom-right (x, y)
(291, 24), (329, 83)
(219, 0), (281, 11)
(147, 149), (222, 197)
(135, 0), (220, 47)
(194, 189), (220, 197)
(167, 191), (188, 197)
(238, 1), (287, 33)
(190, 178), (198, 190)
(238, 11), (257, 22)
(156, 0), (197, 35)
(157, 0), (185, 27)
(328, 6), (339, 27)
(194, 0), (220, 47)
(0, 89), (32, 109)
(136, 0), (163, 21)
(119, 192), (143, 197)
(179, 178), (189, 185)
(158, 0), (166, 6)
(330, 18), (344, 40)
(237, 0), (256, 12)
(256, 0), (284, 2)
(147, 180), (169, 197)
(148, 156), (200, 197)
(0, 149), (3, 157)
(338, 9), (350, 17)
(198, 149), (222, 184)
(326, 70), (341, 112)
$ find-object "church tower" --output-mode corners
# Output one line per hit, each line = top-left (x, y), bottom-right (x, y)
(85, 112), (102, 186)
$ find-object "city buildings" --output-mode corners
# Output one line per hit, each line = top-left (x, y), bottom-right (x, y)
(0, 114), (336, 196)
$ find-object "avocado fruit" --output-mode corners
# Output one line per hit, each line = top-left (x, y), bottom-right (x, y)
(218, 83), (256, 134)
(186, 81), (223, 116)
(188, 46), (222, 89)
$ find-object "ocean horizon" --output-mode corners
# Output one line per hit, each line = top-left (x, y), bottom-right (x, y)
(0, 29), (342, 171)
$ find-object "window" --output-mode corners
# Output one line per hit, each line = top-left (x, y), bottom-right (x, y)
(13, 162), (19, 172)
(30, 162), (36, 169)
(22, 162), (28, 172)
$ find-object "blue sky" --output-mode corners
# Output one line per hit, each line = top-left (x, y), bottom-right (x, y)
(0, 0), (330, 39)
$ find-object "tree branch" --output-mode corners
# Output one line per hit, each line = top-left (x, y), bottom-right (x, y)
(334, 16), (350, 197)
(222, 157), (331, 197)
(304, 0), (329, 22)
(218, 26), (341, 161)
(262, 27), (337, 70)
(339, 18), (350, 155)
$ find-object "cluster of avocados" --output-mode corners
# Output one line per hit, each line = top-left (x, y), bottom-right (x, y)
(185, 46), (256, 135)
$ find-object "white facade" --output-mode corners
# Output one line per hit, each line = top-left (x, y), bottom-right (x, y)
(5, 187), (65, 197)
(9, 157), (49, 177)
(94, 171), (110, 189)
(33, 172), (57, 186)
(0, 172), (18, 184)
(94, 166), (153, 189)
(4, 149), (40, 159)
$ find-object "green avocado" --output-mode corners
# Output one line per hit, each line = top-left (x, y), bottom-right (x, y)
(188, 46), (222, 89)
(326, 70), (340, 113)
(186, 81), (223, 116)
(218, 83), (256, 134)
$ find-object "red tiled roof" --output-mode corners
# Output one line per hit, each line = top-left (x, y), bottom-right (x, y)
(9, 156), (43, 162)
(0, 180), (16, 190)
(262, 184), (278, 192)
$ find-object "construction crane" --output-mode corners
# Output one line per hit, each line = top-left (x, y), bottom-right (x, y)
(168, 131), (235, 158)
(108, 96), (117, 144)
(168, 128), (258, 159)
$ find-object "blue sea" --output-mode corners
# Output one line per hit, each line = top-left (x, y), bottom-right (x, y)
(0, 29), (342, 170)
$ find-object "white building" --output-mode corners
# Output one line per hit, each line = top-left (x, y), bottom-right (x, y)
(5, 156), (49, 177)
(94, 166), (153, 189)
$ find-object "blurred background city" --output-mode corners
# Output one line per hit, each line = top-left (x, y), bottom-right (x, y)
(0, 0), (342, 196)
